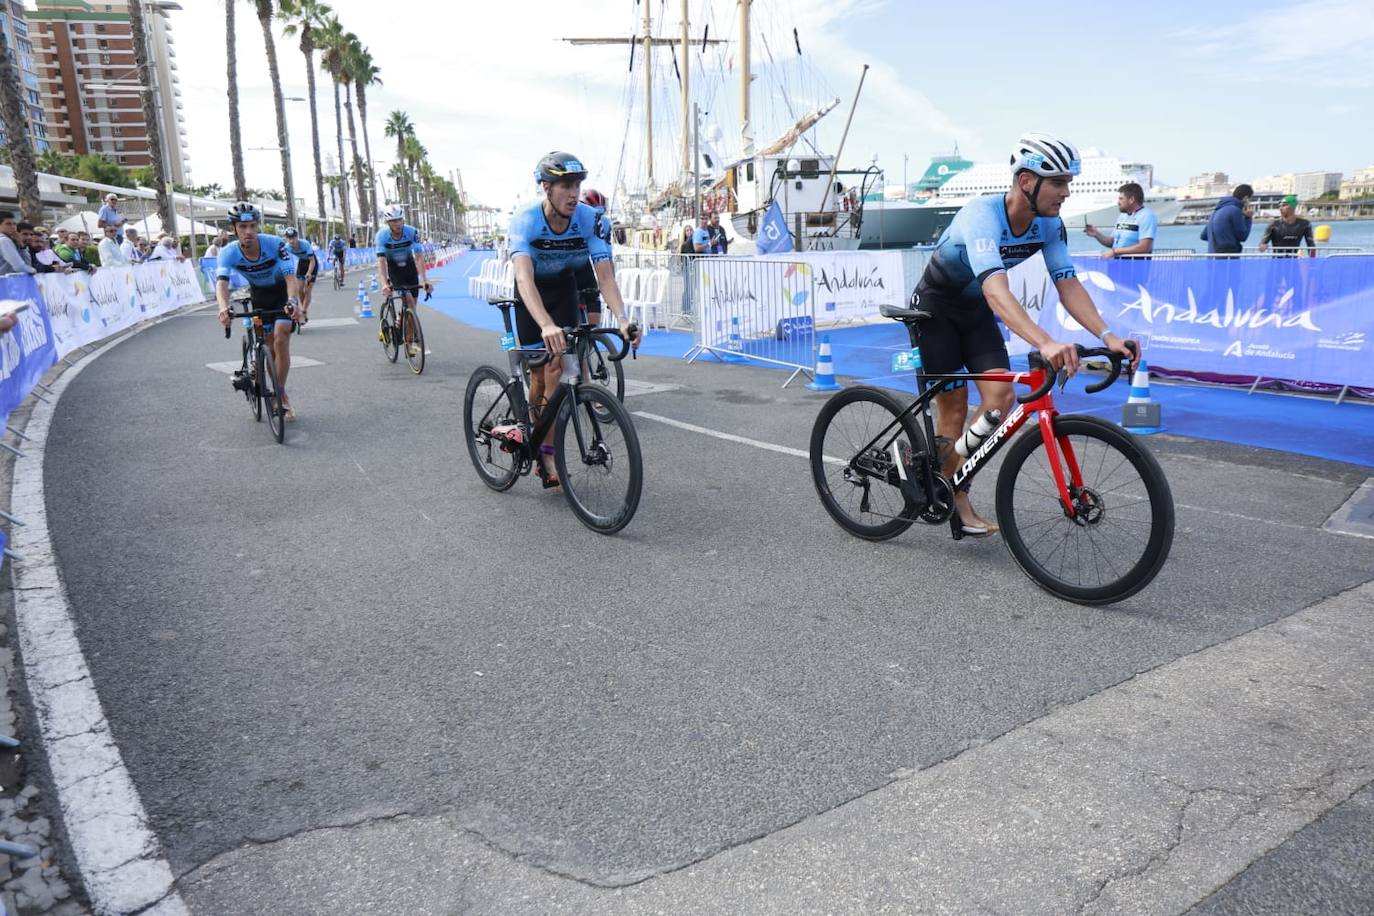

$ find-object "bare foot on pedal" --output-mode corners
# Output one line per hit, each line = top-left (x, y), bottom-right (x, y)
(954, 492), (998, 538)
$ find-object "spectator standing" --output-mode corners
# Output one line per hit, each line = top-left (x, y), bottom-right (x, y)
(1084, 182), (1157, 258)
(692, 220), (712, 255)
(1202, 183), (1254, 256)
(678, 223), (697, 313)
(79, 231), (101, 268)
(122, 227), (143, 263)
(707, 212), (730, 254)
(97, 193), (122, 229)
(98, 224), (129, 266)
(348, 234), (358, 249)
(1259, 195), (1316, 258)
(0, 212), (36, 274)
(32, 235), (71, 274)
(15, 223), (37, 271)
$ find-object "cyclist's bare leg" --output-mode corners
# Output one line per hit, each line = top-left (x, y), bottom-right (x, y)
(536, 358), (563, 485)
(402, 290), (418, 349)
(934, 384), (1003, 534)
(299, 279), (314, 317)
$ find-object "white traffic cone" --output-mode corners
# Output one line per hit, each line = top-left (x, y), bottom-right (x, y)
(1121, 358), (1163, 433)
(370, 273), (379, 292)
(807, 334), (842, 392)
(358, 281), (374, 319)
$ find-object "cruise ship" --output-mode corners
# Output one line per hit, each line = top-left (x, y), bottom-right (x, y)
(860, 148), (1183, 248)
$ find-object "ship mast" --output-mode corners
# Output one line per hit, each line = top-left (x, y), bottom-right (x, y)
(740, 0), (752, 158)
(680, 0), (690, 181)
(642, 3), (654, 188)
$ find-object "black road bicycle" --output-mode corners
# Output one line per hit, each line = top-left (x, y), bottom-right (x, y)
(379, 285), (431, 374)
(809, 302), (1174, 605)
(464, 298), (642, 534)
(224, 296), (292, 444)
(332, 256), (345, 290)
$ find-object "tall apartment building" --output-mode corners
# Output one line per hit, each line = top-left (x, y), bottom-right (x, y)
(0, 0), (51, 151)
(28, 0), (189, 183)
(1250, 173), (1296, 195)
(1292, 171), (1342, 201)
(1340, 167), (1374, 200)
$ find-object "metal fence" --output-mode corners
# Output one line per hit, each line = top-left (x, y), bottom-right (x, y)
(684, 255), (819, 387)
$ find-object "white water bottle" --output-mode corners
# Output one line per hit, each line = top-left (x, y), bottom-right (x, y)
(954, 409), (1003, 458)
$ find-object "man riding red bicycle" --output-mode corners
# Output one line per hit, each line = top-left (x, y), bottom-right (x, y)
(908, 131), (1138, 537)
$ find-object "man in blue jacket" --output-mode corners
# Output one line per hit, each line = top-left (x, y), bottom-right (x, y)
(1202, 183), (1253, 255)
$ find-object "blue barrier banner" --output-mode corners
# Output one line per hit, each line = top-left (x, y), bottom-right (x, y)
(1031, 255), (1374, 388)
(0, 274), (58, 421)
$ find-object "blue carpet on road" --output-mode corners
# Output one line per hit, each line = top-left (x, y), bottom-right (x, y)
(429, 253), (1374, 468)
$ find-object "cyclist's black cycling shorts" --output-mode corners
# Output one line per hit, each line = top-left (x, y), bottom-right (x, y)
(575, 262), (601, 314)
(515, 270), (579, 347)
(295, 257), (317, 282)
(908, 287), (1009, 378)
(248, 277), (294, 333)
(387, 259), (420, 291)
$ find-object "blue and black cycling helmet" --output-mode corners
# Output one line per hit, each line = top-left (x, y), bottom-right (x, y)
(534, 151), (588, 185)
(226, 200), (260, 224)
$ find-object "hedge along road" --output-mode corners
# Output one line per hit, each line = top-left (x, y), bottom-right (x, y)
(28, 266), (1374, 914)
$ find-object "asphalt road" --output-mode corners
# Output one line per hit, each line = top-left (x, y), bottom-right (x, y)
(33, 271), (1374, 914)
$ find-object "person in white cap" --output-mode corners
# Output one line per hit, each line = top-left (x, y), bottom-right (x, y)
(97, 193), (123, 229)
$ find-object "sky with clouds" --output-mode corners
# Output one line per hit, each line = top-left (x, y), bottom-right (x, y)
(170, 0), (1373, 217)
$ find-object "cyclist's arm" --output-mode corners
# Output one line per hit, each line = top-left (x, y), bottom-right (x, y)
(980, 272), (1056, 351)
(512, 256), (553, 327)
(215, 277), (233, 325)
(1056, 276), (1137, 368)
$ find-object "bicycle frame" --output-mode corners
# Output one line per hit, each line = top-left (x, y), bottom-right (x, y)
(847, 363), (1085, 534)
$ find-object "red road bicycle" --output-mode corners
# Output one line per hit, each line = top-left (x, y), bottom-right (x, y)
(809, 302), (1174, 605)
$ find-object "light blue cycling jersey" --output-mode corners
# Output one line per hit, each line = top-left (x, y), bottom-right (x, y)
(375, 224), (423, 266)
(508, 200), (611, 280)
(1111, 205), (1158, 250)
(215, 234), (292, 288)
(286, 238), (316, 261)
(916, 194), (1076, 304)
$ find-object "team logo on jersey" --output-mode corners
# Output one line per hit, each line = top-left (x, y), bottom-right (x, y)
(975, 238), (997, 254)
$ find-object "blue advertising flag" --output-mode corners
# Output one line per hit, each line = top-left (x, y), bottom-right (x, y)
(756, 201), (794, 255)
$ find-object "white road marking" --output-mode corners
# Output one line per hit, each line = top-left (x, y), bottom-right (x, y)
(622, 379), (681, 397)
(300, 317), (358, 329)
(10, 327), (190, 915)
(205, 356), (325, 374)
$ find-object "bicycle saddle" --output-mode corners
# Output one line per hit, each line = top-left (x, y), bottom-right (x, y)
(879, 303), (933, 322)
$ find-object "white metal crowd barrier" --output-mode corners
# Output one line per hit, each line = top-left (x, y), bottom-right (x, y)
(684, 256), (819, 387)
(467, 257), (514, 299)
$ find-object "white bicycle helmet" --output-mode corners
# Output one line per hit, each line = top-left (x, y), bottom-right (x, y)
(380, 204), (404, 222)
(1009, 132), (1081, 178)
(226, 200), (260, 223)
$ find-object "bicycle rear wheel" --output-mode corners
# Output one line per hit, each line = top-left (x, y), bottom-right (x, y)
(463, 365), (521, 491)
(403, 307), (425, 374)
(380, 302), (399, 362)
(554, 385), (642, 534)
(809, 385), (924, 541)
(996, 415), (1173, 605)
(585, 337), (624, 421)
(259, 344), (286, 444)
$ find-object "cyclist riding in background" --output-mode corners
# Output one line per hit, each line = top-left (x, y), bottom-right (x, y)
(575, 187), (614, 327)
(908, 131), (1137, 538)
(215, 201), (300, 418)
(283, 227), (318, 325)
(329, 233), (348, 280)
(374, 204), (431, 341)
(509, 151), (640, 489)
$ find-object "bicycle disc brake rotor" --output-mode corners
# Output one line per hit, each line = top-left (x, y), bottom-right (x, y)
(1071, 487), (1106, 526)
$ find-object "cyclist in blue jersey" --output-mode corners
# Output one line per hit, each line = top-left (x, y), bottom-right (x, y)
(910, 132), (1138, 536)
(215, 201), (301, 417)
(329, 233), (348, 280)
(374, 205), (431, 348)
(574, 187), (614, 326)
(283, 227), (318, 325)
(511, 151), (640, 488)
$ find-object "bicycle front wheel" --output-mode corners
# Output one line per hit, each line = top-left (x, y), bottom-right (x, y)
(996, 415), (1173, 605)
(260, 344), (286, 444)
(403, 308), (425, 374)
(463, 365), (521, 491)
(554, 385), (642, 534)
(809, 385), (923, 541)
(380, 302), (399, 362)
(243, 336), (262, 421)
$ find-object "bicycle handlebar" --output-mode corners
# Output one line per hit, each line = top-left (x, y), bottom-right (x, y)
(1022, 341), (1139, 403)
(564, 325), (632, 362)
(221, 303), (293, 339)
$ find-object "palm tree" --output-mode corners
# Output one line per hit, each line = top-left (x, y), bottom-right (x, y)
(338, 33), (367, 237)
(315, 16), (352, 234)
(127, 0), (173, 233)
(403, 134), (427, 223)
(280, 0), (331, 234)
(382, 110), (412, 212)
(253, 0), (296, 228)
(0, 16), (42, 221)
(349, 44), (381, 227)
(226, 0), (247, 199)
